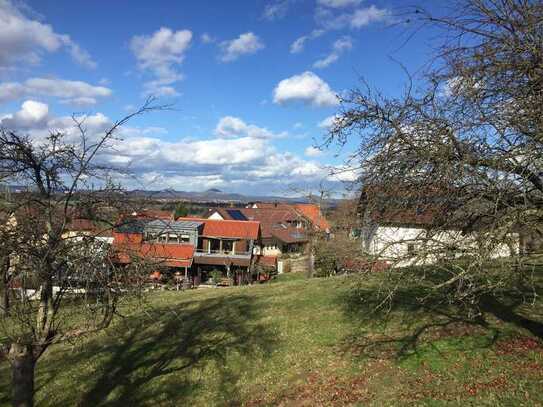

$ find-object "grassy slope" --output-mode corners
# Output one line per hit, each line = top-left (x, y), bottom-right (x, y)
(1, 273), (542, 406)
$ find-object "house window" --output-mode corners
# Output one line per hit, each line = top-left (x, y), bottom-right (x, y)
(222, 240), (233, 253)
(146, 232), (157, 241)
(407, 243), (417, 256)
(180, 234), (190, 243)
(210, 239), (220, 252)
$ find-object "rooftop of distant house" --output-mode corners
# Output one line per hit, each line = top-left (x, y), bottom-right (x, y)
(208, 202), (330, 234)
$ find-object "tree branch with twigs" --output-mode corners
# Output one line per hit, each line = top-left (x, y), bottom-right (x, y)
(0, 98), (169, 407)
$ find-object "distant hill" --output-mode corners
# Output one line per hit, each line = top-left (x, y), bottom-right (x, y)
(123, 188), (341, 205)
(2, 185), (342, 206)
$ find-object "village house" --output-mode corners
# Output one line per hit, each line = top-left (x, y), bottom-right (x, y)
(206, 203), (330, 257)
(111, 212), (266, 286)
(358, 186), (519, 267)
(1, 205), (113, 243)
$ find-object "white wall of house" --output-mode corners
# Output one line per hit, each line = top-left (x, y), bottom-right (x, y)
(253, 244), (282, 256)
(263, 245), (282, 256)
(208, 211), (224, 220)
(363, 224), (518, 267)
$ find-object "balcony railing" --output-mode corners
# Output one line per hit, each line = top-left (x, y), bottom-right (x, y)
(194, 249), (251, 258)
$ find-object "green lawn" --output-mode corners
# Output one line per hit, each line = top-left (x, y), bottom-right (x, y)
(1, 272), (542, 406)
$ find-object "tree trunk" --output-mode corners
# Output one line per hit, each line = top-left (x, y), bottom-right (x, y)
(1, 287), (8, 317)
(8, 343), (35, 407)
(307, 251), (314, 278)
(1, 256), (10, 316)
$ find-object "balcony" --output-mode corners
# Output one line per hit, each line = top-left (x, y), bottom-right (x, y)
(194, 249), (251, 259)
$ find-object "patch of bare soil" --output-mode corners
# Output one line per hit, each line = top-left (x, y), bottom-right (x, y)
(495, 335), (542, 355)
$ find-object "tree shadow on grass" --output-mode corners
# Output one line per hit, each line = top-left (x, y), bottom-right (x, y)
(338, 266), (543, 362)
(480, 292), (543, 340)
(35, 293), (275, 406)
(337, 280), (499, 361)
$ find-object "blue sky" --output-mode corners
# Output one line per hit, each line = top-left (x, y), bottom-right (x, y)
(0, 0), (441, 196)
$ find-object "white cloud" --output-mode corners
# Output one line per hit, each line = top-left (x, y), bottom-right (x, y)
(141, 82), (180, 97)
(305, 146), (323, 157)
(293, 4), (390, 52)
(273, 71), (338, 107)
(441, 76), (482, 98)
(327, 165), (360, 182)
(246, 152), (326, 180)
(0, 0), (96, 68)
(290, 29), (324, 53)
(130, 27), (192, 96)
(349, 5), (390, 28)
(201, 33), (215, 44)
(116, 136), (270, 166)
(1, 104), (336, 194)
(60, 96), (99, 107)
(139, 172), (227, 191)
(0, 102), (111, 143)
(1, 100), (48, 128)
(315, 5), (390, 31)
(313, 35), (352, 68)
(290, 161), (323, 177)
(317, 0), (361, 8)
(62, 38), (97, 69)
(214, 116), (286, 139)
(262, 0), (290, 20)
(220, 32), (264, 62)
(0, 77), (112, 104)
(318, 114), (338, 129)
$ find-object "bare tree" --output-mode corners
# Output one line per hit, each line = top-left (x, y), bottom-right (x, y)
(313, 197), (369, 276)
(0, 99), (163, 407)
(288, 182), (333, 278)
(325, 0), (543, 312)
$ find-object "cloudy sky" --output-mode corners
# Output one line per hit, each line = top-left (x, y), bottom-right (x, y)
(0, 0), (440, 196)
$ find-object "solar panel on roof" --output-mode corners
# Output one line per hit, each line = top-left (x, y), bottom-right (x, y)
(226, 209), (247, 221)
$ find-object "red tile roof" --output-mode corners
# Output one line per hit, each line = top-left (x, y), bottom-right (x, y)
(238, 208), (299, 239)
(112, 239), (194, 268)
(249, 202), (293, 210)
(132, 210), (172, 220)
(112, 231), (143, 244)
(294, 204), (330, 231)
(179, 217), (260, 240)
(270, 224), (308, 243)
(359, 185), (451, 227)
(245, 203), (330, 231)
(208, 206), (327, 242)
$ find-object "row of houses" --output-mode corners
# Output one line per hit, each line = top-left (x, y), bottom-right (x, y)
(111, 202), (330, 286)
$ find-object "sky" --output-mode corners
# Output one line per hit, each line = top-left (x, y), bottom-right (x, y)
(0, 0), (442, 196)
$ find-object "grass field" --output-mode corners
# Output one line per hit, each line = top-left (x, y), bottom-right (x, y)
(1, 272), (542, 406)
